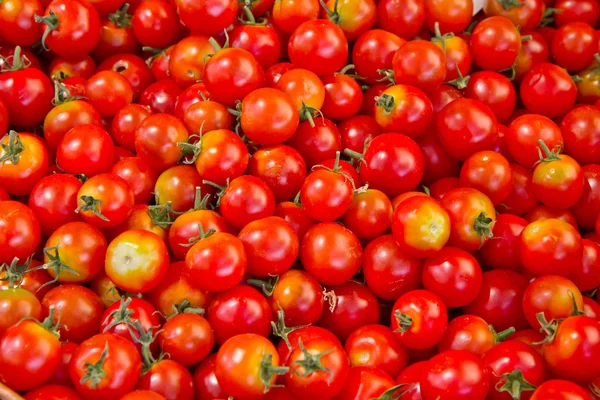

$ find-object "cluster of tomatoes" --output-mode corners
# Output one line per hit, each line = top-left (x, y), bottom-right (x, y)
(3, 0), (600, 398)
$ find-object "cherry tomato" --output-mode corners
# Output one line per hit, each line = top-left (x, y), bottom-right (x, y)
(175, 0), (237, 36)
(85, 70), (134, 118)
(393, 40), (446, 94)
(424, 0), (473, 34)
(531, 379), (590, 400)
(478, 214), (527, 271)
(134, 113), (189, 173)
(56, 124), (115, 177)
(76, 173), (134, 229)
(0, 131), (49, 197)
(551, 22), (597, 72)
(507, 113), (563, 168)
(520, 63), (577, 118)
(373, 84), (433, 138)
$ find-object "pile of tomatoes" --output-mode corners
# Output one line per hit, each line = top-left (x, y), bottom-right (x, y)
(3, 0), (600, 398)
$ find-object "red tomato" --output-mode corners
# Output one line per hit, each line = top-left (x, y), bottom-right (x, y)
(478, 214), (527, 271)
(56, 124), (115, 177)
(134, 113), (189, 173)
(570, 239), (600, 292)
(85, 70), (134, 118)
(471, 16), (521, 71)
(531, 379), (590, 400)
(373, 84), (433, 138)
(0, 131), (49, 197)
(175, 0), (237, 35)
(131, 0), (179, 48)
(507, 114), (563, 169)
(424, 0), (472, 34)
(0, 201), (40, 265)
(438, 315), (513, 357)
(75, 173), (134, 229)
(391, 289), (448, 350)
(551, 22), (597, 72)
(464, 71), (516, 124)
(193, 354), (226, 400)
(393, 40), (446, 94)
(24, 384), (83, 400)
(520, 63), (577, 118)
(137, 359), (195, 400)
(0, 286), (41, 337)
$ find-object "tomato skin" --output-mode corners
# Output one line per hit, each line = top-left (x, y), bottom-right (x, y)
(241, 88), (299, 145)
(134, 113), (189, 173)
(341, 189), (392, 240)
(24, 384), (83, 400)
(520, 63), (577, 119)
(0, 0), (44, 46)
(111, 104), (152, 152)
(41, 285), (104, 344)
(424, 0), (472, 34)
(85, 70), (134, 118)
(300, 168), (353, 223)
(436, 98), (498, 161)
(421, 350), (489, 400)
(391, 289), (448, 350)
(44, 221), (107, 284)
(363, 234), (422, 301)
(437, 315), (499, 357)
(478, 214), (527, 271)
(76, 173), (134, 229)
(120, 391), (165, 400)
(464, 72), (516, 124)
(216, 334), (284, 400)
(300, 222), (363, 286)
(522, 275), (583, 330)
(459, 151), (512, 206)
(423, 247), (483, 308)
(0, 61), (54, 128)
(0, 201), (41, 265)
(0, 132), (49, 197)
(247, 145), (306, 203)
(193, 354), (226, 400)
(139, 79), (182, 115)
(532, 152), (584, 210)
(56, 124), (115, 177)
(111, 157), (157, 205)
(175, 82), (209, 120)
(320, 72), (363, 121)
(183, 97), (232, 136)
(43, 99), (103, 151)
(275, 201), (317, 239)
(0, 287), (42, 337)
(359, 133), (424, 198)
(70, 333), (141, 400)
(344, 324), (408, 378)
(482, 340), (547, 400)
(551, 22), (597, 72)
(471, 16), (521, 71)
(185, 232), (247, 293)
(570, 239), (600, 292)
(514, 31), (550, 83)
(193, 129), (249, 186)
(219, 175), (276, 230)
(238, 216), (299, 277)
(543, 316), (600, 382)
(335, 366), (396, 400)
(168, 209), (229, 261)
(230, 24), (281, 70)
(286, 118), (342, 168)
(97, 54), (153, 101)
(265, 62), (295, 87)
(440, 187), (496, 252)
(158, 313), (214, 368)
(531, 379), (591, 400)
(520, 219), (582, 277)
(203, 47), (265, 108)
(131, 0), (179, 48)
(508, 114), (563, 169)
(318, 281), (380, 342)
(374, 84), (433, 138)
(38, 0), (102, 58)
(393, 40), (446, 94)
(376, 0), (423, 40)
(175, 0), (237, 36)
(137, 359), (195, 400)
(352, 29), (405, 84)
(561, 105), (600, 166)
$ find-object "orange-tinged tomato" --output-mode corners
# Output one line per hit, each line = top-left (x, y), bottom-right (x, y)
(0, 131), (49, 196)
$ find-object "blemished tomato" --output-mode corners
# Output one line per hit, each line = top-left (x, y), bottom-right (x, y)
(391, 289), (448, 350)
(520, 218), (582, 277)
(69, 333), (141, 400)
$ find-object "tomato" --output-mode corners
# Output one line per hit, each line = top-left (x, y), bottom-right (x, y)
(542, 316), (600, 382)
(352, 30), (404, 84)
(531, 379), (590, 400)
(175, 0), (237, 35)
(520, 219), (582, 277)
(134, 113), (189, 173)
(552, 22), (597, 72)
(137, 359), (195, 400)
(240, 87), (299, 145)
(0, 0), (43, 46)
(70, 333), (141, 400)
(284, 332), (349, 399)
(85, 70), (134, 118)
(76, 173), (134, 229)
(570, 239), (600, 292)
(320, 70), (363, 121)
(373, 84), (433, 138)
(340, 188), (391, 239)
(158, 312), (213, 367)
(168, 208), (229, 261)
(464, 72), (516, 124)
(438, 315), (512, 357)
(286, 118), (342, 168)
(561, 105), (600, 166)
(100, 297), (161, 351)
(154, 165), (210, 214)
(520, 63), (577, 118)
(105, 229), (169, 293)
(90, 270), (121, 308)
(247, 145), (306, 203)
(335, 366), (398, 400)
(175, 82), (209, 120)
(391, 289), (448, 350)
(0, 201), (40, 265)
(271, 0), (319, 35)
(111, 157), (157, 205)
(121, 391), (165, 400)
(56, 124), (115, 177)
(24, 384), (83, 400)
(300, 222), (362, 286)
(439, 187), (496, 252)
(318, 281), (380, 342)
(274, 201), (317, 239)
(265, 62), (295, 87)
(36, 0), (101, 58)
(130, 0), (179, 48)
(193, 354), (226, 399)
(478, 214), (527, 271)
(190, 129), (249, 186)
(111, 104), (152, 152)
(514, 31), (550, 83)
(230, 23), (281, 70)
(508, 113), (563, 168)
(185, 232), (246, 292)
(183, 97), (232, 136)
(337, 115), (380, 156)
(363, 234), (422, 301)
(203, 42), (265, 107)
(482, 340), (547, 400)
(424, 0), (472, 34)
(522, 275), (583, 330)
(43, 97), (103, 151)
(238, 216), (298, 277)
(276, 68), (325, 121)
(300, 163), (353, 223)
(393, 40), (445, 94)
(0, 286), (41, 337)
(394, 361), (426, 399)
(415, 128), (460, 186)
(216, 334), (287, 400)
(93, 5), (140, 60)
(0, 313), (61, 392)
(97, 54), (153, 101)
(167, 35), (212, 87)
(137, 79), (181, 115)
(217, 175), (276, 230)
(436, 98), (498, 161)
(0, 48), (53, 127)
(0, 131), (48, 196)
(458, 150), (512, 205)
